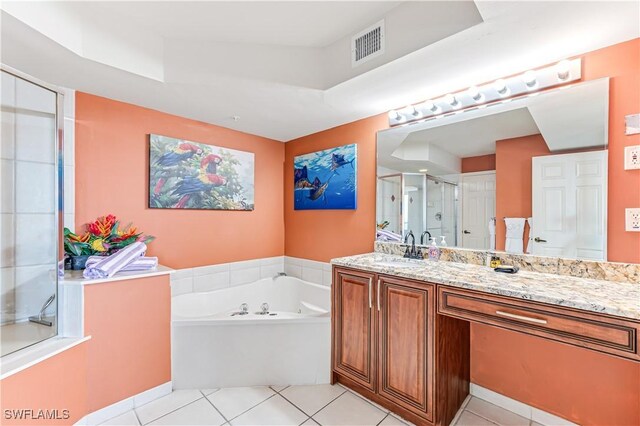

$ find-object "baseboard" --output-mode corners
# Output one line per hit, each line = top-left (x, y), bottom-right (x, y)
(75, 381), (172, 425)
(470, 383), (578, 426)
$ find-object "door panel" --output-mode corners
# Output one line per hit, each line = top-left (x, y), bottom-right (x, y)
(378, 276), (433, 421)
(333, 269), (376, 390)
(461, 172), (496, 250)
(532, 151), (607, 260)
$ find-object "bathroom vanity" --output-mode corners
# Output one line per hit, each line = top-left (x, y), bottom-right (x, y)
(330, 253), (640, 426)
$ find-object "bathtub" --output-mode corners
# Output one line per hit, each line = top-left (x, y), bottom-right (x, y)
(171, 276), (331, 389)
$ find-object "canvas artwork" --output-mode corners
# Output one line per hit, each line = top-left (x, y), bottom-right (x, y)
(294, 144), (357, 210)
(149, 134), (254, 210)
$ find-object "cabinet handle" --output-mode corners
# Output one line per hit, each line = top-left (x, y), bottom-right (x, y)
(495, 310), (548, 325)
(377, 279), (381, 311)
(368, 278), (372, 309)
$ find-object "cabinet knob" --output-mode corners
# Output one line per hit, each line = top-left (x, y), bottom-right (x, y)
(534, 237), (547, 243)
(463, 230), (471, 234)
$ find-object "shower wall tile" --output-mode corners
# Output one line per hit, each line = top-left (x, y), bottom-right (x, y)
(171, 277), (194, 297)
(15, 77), (56, 114)
(229, 266), (260, 287)
(0, 213), (15, 267)
(1, 72), (16, 107)
(15, 112), (56, 163)
(15, 161), (55, 213)
(14, 263), (56, 320)
(1, 110), (15, 159)
(15, 214), (56, 266)
(0, 159), (14, 213)
(193, 271), (229, 292)
(1, 267), (15, 324)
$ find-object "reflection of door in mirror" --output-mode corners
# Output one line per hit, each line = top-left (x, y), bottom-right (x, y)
(404, 174), (426, 240)
(376, 174), (402, 239)
(460, 172), (496, 250)
(532, 151), (607, 260)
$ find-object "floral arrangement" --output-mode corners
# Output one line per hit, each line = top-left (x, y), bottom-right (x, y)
(64, 214), (155, 257)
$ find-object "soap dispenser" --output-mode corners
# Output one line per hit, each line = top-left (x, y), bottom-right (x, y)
(428, 237), (440, 261)
(440, 236), (447, 247)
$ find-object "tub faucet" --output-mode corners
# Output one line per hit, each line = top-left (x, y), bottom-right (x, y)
(273, 272), (287, 280)
(420, 231), (432, 245)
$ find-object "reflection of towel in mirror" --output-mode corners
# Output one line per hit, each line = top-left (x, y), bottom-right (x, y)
(488, 218), (496, 251)
(376, 229), (402, 242)
(524, 217), (533, 253)
(504, 217), (526, 253)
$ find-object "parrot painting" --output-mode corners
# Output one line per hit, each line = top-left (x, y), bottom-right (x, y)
(172, 154), (227, 208)
(155, 143), (203, 167)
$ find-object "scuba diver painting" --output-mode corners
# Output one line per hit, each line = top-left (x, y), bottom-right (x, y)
(149, 134), (254, 210)
(294, 144), (357, 210)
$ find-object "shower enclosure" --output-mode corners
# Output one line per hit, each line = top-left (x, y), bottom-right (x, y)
(1, 67), (64, 356)
(377, 173), (458, 246)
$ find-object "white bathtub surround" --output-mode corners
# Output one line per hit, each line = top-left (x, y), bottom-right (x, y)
(170, 256), (286, 296)
(172, 276), (331, 389)
(284, 256), (332, 287)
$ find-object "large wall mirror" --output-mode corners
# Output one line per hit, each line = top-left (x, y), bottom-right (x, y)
(376, 78), (609, 261)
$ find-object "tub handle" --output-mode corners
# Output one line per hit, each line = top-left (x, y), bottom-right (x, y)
(368, 277), (372, 309)
(240, 303), (249, 314)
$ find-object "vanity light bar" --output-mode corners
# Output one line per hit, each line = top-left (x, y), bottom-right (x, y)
(387, 58), (582, 127)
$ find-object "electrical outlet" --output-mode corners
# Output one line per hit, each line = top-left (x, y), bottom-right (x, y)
(626, 208), (640, 232)
(624, 145), (640, 170)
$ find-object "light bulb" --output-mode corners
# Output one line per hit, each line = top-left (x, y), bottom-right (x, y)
(424, 100), (440, 114)
(522, 70), (537, 90)
(494, 79), (510, 97)
(467, 86), (485, 103)
(388, 110), (403, 122)
(405, 105), (420, 117)
(556, 60), (571, 81)
(445, 94), (461, 109)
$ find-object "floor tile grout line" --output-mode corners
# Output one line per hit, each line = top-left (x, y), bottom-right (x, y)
(277, 386), (346, 418)
(201, 390), (230, 425)
(462, 409), (502, 426)
(337, 383), (390, 415)
(138, 394), (204, 425)
(376, 413), (391, 426)
(224, 392), (278, 422)
(132, 406), (143, 426)
(266, 391), (322, 420)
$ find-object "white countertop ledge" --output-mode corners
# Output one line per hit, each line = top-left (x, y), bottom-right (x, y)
(61, 265), (174, 285)
(331, 253), (640, 321)
(0, 336), (92, 380)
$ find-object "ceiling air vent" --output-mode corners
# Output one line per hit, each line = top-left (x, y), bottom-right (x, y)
(351, 20), (385, 67)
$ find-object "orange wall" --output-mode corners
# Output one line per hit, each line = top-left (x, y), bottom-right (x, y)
(494, 134), (550, 251)
(0, 343), (88, 425)
(84, 275), (171, 412)
(461, 154), (496, 173)
(284, 114), (388, 262)
(284, 38), (640, 424)
(76, 92), (285, 269)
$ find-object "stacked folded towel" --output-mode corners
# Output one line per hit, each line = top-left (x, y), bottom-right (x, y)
(83, 242), (154, 279)
(376, 229), (403, 242)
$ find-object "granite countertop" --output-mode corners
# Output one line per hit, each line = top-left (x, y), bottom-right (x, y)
(331, 253), (640, 321)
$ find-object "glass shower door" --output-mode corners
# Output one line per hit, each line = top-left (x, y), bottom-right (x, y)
(1, 69), (62, 356)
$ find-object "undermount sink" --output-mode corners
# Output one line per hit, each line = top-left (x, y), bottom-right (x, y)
(374, 260), (424, 268)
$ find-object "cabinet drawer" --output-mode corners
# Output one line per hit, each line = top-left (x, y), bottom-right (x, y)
(438, 286), (640, 361)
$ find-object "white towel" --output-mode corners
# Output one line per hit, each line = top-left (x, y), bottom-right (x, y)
(488, 218), (496, 251)
(524, 217), (533, 254)
(504, 217), (526, 254)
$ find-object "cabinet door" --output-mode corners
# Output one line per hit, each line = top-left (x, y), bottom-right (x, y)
(333, 268), (376, 391)
(377, 276), (434, 421)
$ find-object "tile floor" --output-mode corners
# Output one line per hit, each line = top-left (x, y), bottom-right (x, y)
(99, 384), (535, 426)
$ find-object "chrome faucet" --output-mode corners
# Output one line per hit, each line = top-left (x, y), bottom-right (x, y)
(420, 231), (432, 245)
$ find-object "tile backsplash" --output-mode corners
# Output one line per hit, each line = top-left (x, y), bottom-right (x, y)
(374, 241), (640, 284)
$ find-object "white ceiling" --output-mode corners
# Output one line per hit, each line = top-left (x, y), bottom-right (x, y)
(1, 1), (638, 141)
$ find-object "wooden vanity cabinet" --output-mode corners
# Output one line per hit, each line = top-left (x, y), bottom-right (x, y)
(332, 267), (469, 426)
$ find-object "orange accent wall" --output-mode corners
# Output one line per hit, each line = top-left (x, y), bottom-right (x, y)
(461, 154), (496, 173)
(75, 92), (285, 269)
(284, 114), (389, 262)
(0, 343), (88, 425)
(284, 38), (640, 424)
(494, 134), (550, 251)
(471, 326), (640, 426)
(84, 275), (171, 412)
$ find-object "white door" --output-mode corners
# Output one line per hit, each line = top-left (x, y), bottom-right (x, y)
(461, 172), (496, 250)
(532, 151), (607, 260)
